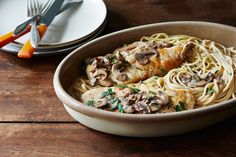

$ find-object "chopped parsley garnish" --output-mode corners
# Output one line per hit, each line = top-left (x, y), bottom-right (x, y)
(99, 88), (115, 98)
(206, 87), (215, 95)
(111, 98), (121, 111)
(130, 87), (140, 93)
(175, 101), (185, 112)
(179, 101), (185, 110)
(108, 88), (113, 94)
(117, 103), (124, 113)
(147, 96), (154, 101)
(106, 55), (118, 64)
(115, 85), (140, 94)
(111, 60), (118, 64)
(160, 68), (167, 76)
(86, 100), (95, 106)
(115, 84), (128, 89)
(149, 90), (157, 95)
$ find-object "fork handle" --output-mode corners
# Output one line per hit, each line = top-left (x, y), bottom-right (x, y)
(0, 26), (31, 48)
(18, 24), (47, 58)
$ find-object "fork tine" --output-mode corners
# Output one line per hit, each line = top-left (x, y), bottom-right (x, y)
(27, 0), (31, 17)
(27, 0), (42, 17)
(32, 0), (36, 16)
(35, 0), (40, 14)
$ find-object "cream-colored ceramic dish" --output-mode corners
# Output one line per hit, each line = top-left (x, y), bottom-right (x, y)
(54, 21), (236, 137)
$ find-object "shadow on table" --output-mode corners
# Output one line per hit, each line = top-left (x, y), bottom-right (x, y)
(85, 116), (236, 156)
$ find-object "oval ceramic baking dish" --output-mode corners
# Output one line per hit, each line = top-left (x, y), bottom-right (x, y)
(53, 21), (236, 137)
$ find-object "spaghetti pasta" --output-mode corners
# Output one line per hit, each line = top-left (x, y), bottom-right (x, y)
(71, 33), (236, 112)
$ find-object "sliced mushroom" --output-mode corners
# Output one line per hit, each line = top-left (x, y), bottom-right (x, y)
(149, 102), (162, 112)
(112, 61), (124, 72)
(98, 80), (114, 87)
(180, 42), (195, 60)
(124, 106), (135, 113)
(126, 94), (138, 103)
(133, 101), (151, 114)
(90, 78), (97, 86)
(86, 60), (97, 74)
(134, 53), (148, 65)
(93, 68), (114, 87)
(155, 91), (169, 105)
(121, 98), (135, 113)
(134, 47), (157, 65)
(179, 72), (192, 85)
(121, 98), (129, 106)
(111, 61), (128, 81)
(215, 77), (224, 89)
(193, 74), (200, 81)
(93, 68), (108, 80)
(205, 72), (215, 82)
(159, 41), (174, 48)
(86, 59), (98, 81)
(97, 56), (111, 68)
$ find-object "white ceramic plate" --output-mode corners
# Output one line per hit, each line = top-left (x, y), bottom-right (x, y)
(1, 20), (106, 56)
(0, 0), (107, 48)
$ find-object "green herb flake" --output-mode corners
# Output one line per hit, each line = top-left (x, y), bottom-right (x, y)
(111, 60), (118, 64)
(111, 98), (120, 111)
(117, 103), (124, 113)
(111, 103), (117, 111)
(149, 90), (157, 95)
(109, 95), (115, 99)
(175, 102), (186, 112)
(130, 87), (140, 93)
(99, 91), (109, 99)
(175, 105), (183, 112)
(115, 84), (128, 89)
(86, 100), (95, 106)
(179, 101), (185, 110)
(108, 88), (113, 94)
(147, 96), (153, 101)
(206, 87), (215, 95)
(99, 88), (115, 99)
(160, 68), (167, 76)
(107, 55), (118, 65)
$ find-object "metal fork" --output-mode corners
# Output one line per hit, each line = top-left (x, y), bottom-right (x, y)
(27, 0), (42, 17)
(28, 0), (54, 47)
(13, 0), (53, 37)
(27, 0), (41, 47)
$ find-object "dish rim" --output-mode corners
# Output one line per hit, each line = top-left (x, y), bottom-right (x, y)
(53, 21), (236, 122)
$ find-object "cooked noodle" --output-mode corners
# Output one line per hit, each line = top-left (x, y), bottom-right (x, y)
(71, 33), (236, 107)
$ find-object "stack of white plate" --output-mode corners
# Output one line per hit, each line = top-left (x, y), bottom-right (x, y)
(0, 0), (107, 56)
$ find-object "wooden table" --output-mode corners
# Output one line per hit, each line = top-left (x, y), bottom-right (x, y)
(0, 0), (236, 156)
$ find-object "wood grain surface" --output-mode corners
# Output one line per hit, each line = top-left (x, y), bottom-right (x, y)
(0, 0), (236, 156)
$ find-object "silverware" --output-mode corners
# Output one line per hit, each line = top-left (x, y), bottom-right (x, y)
(29, 0), (43, 48)
(17, 0), (65, 58)
(27, 0), (42, 17)
(13, 0), (53, 36)
(13, 0), (82, 37)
